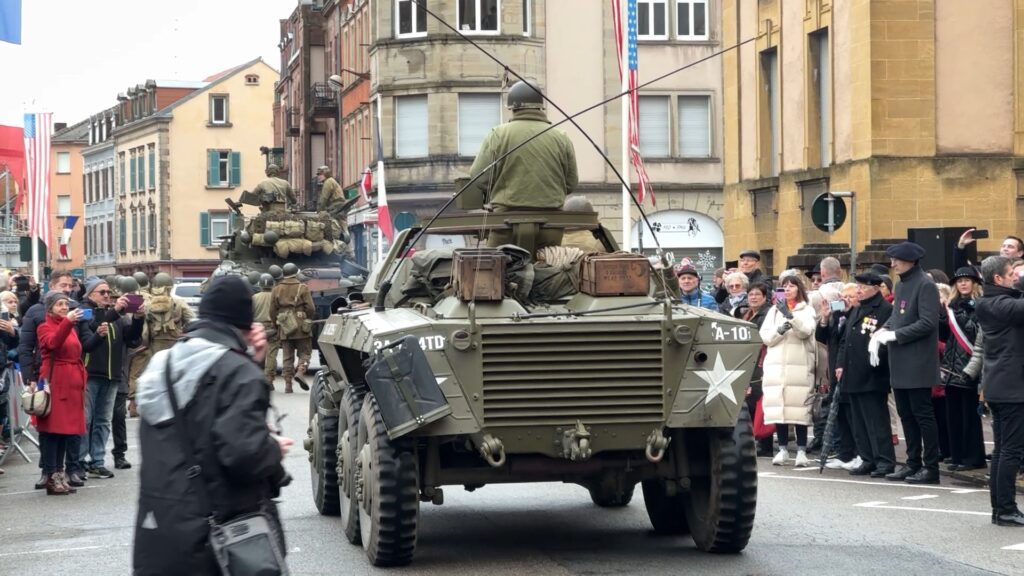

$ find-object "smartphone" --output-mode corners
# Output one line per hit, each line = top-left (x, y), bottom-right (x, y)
(829, 299), (845, 312)
(973, 229), (990, 239)
(774, 289), (785, 303)
(125, 293), (144, 313)
(0, 311), (8, 321)
(80, 308), (93, 321)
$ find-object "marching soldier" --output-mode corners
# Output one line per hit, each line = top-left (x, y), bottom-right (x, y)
(270, 263), (314, 394)
(126, 271), (152, 418)
(144, 273), (195, 358)
(252, 273), (280, 389)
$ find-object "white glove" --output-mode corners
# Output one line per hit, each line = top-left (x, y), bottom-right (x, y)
(868, 335), (881, 367)
(875, 329), (896, 345)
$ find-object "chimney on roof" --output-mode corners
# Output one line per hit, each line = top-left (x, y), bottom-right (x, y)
(53, 122), (67, 132)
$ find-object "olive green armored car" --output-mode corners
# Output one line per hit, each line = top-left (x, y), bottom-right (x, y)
(306, 209), (762, 566)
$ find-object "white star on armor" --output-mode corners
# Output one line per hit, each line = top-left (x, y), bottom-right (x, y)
(693, 352), (744, 405)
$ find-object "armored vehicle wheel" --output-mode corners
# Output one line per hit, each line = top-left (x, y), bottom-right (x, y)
(587, 483), (635, 508)
(308, 370), (340, 516)
(682, 405), (757, 553)
(336, 385), (364, 544)
(641, 479), (689, 534)
(356, 395), (419, 566)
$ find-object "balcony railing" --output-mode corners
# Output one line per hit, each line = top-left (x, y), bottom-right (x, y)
(310, 82), (339, 117)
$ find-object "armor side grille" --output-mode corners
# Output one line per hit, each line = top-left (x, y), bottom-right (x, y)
(481, 323), (664, 427)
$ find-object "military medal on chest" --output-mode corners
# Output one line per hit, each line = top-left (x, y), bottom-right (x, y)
(899, 299), (907, 315)
(861, 316), (878, 335)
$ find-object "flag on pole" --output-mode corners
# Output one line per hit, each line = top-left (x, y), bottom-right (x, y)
(612, 0), (654, 205)
(0, 0), (22, 45)
(24, 112), (52, 247)
(359, 166), (372, 203)
(375, 124), (393, 243)
(58, 215), (78, 260)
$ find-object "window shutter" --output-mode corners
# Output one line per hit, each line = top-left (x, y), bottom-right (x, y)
(396, 95), (428, 158)
(139, 209), (146, 249)
(678, 96), (711, 157)
(148, 148), (155, 188)
(119, 158), (125, 194)
(458, 94), (501, 156)
(200, 212), (211, 246)
(207, 150), (219, 186)
(638, 96), (670, 156)
(119, 216), (126, 251)
(129, 156), (136, 192)
(230, 151), (241, 186)
(131, 213), (138, 250)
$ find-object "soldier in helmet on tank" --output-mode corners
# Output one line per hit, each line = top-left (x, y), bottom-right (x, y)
(252, 273), (280, 388)
(142, 273), (196, 361)
(469, 80), (578, 251)
(270, 263), (314, 394)
(126, 271), (152, 418)
(251, 164), (297, 213)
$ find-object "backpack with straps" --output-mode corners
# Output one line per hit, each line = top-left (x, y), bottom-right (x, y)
(148, 292), (182, 338)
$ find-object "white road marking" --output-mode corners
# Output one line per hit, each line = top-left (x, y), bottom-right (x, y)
(951, 489), (987, 494)
(0, 544), (128, 558)
(1001, 543), (1024, 551)
(0, 485), (110, 498)
(759, 472), (983, 492)
(901, 494), (939, 501)
(854, 500), (989, 516)
(788, 466), (819, 472)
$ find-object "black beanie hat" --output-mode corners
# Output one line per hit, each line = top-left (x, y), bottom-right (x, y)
(199, 276), (254, 330)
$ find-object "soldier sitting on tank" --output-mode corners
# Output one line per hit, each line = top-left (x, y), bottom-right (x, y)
(469, 80), (579, 252)
(560, 196), (606, 254)
(253, 164), (297, 212)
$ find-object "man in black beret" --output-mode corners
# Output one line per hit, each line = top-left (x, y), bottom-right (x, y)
(869, 241), (942, 484)
(838, 271), (896, 477)
(716, 249), (772, 304)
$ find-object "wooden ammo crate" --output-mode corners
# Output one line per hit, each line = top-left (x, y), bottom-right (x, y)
(452, 248), (506, 301)
(579, 252), (651, 296)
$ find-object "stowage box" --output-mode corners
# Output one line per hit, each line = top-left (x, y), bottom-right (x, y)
(579, 252), (651, 296)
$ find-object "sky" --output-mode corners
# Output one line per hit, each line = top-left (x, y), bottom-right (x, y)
(0, 0), (297, 127)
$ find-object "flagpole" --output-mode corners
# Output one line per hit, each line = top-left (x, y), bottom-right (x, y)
(619, 0), (632, 253)
(375, 96), (385, 264)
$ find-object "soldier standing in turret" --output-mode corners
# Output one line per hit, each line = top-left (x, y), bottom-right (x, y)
(252, 273), (280, 389)
(252, 164), (297, 213)
(270, 263), (314, 394)
(469, 80), (578, 250)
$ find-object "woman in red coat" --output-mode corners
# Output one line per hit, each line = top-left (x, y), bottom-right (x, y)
(35, 291), (87, 495)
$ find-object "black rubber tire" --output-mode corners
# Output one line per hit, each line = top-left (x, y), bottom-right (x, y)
(683, 405), (758, 553)
(309, 370), (340, 516)
(641, 478), (690, 535)
(337, 386), (364, 545)
(356, 395), (419, 567)
(588, 483), (635, 508)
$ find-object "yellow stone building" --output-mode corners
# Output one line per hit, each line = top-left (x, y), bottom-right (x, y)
(721, 0), (1024, 275)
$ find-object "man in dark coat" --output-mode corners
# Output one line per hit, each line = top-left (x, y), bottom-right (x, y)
(133, 276), (293, 574)
(871, 241), (942, 484)
(975, 256), (1024, 527)
(715, 250), (772, 303)
(838, 272), (896, 477)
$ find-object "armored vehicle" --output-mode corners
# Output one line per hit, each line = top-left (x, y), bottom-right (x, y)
(307, 209), (762, 566)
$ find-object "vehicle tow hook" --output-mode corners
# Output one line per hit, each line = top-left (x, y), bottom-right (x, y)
(563, 420), (593, 462)
(479, 434), (506, 468)
(645, 429), (671, 463)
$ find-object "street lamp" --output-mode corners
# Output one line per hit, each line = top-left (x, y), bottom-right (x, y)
(328, 68), (371, 89)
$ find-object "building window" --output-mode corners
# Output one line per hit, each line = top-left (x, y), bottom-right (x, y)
(148, 145), (156, 189)
(638, 95), (670, 157)
(458, 94), (501, 156)
(458, 0), (499, 34)
(129, 152), (137, 192)
(245, 74), (260, 85)
(396, 0), (427, 37)
(395, 95), (428, 158)
(119, 154), (126, 195)
(207, 150), (241, 187)
(676, 0), (708, 40)
(678, 95), (711, 157)
(810, 29), (831, 168)
(149, 211), (156, 248)
(210, 95), (229, 125)
(131, 211), (138, 251)
(119, 215), (126, 252)
(56, 152), (71, 174)
(56, 195), (71, 217)
(637, 0), (667, 40)
(107, 221), (113, 254)
(761, 48), (780, 177)
(139, 207), (146, 250)
(136, 148), (145, 191)
(200, 211), (230, 247)
(523, 0), (531, 35)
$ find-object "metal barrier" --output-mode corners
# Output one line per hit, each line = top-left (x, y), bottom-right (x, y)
(0, 362), (38, 465)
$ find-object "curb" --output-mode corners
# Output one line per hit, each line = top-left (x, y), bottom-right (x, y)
(941, 467), (1024, 495)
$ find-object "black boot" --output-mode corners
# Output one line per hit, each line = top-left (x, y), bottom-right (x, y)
(849, 462), (876, 476)
(904, 468), (939, 485)
(996, 511), (1024, 527)
(34, 470), (48, 490)
(885, 465), (919, 481)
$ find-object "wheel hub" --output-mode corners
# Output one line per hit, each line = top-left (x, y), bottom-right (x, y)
(339, 429), (352, 493)
(306, 415), (320, 465)
(357, 443), (372, 512)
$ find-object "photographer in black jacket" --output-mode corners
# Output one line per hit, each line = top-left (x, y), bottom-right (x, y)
(133, 275), (293, 574)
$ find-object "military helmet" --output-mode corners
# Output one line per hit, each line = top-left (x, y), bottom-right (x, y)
(266, 163), (281, 177)
(282, 263), (299, 278)
(119, 276), (140, 294)
(152, 272), (173, 288)
(268, 265), (283, 279)
(258, 273), (274, 289)
(239, 230), (252, 245)
(132, 271), (150, 288)
(316, 165), (332, 177)
(507, 80), (544, 110)
(246, 271), (262, 286)
(104, 274), (119, 289)
(263, 230), (280, 245)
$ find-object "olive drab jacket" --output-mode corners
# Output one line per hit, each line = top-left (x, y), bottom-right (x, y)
(469, 108), (578, 210)
(252, 176), (296, 208)
(270, 277), (315, 340)
(317, 176), (345, 214)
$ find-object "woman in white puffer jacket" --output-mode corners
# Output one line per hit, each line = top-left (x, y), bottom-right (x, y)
(759, 273), (818, 467)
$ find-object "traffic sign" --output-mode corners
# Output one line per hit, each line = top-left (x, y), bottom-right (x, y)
(811, 192), (847, 233)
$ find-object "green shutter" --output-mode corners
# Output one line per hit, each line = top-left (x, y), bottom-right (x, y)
(129, 156), (136, 192)
(200, 212), (211, 246)
(139, 209), (146, 248)
(132, 213), (138, 250)
(207, 150), (219, 186)
(119, 158), (125, 194)
(148, 148), (155, 189)
(136, 154), (143, 190)
(119, 216), (126, 251)
(230, 151), (241, 187)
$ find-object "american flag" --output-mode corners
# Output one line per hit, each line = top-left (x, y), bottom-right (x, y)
(612, 0), (654, 205)
(24, 112), (52, 247)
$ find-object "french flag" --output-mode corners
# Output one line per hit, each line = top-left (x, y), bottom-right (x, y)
(59, 215), (78, 260)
